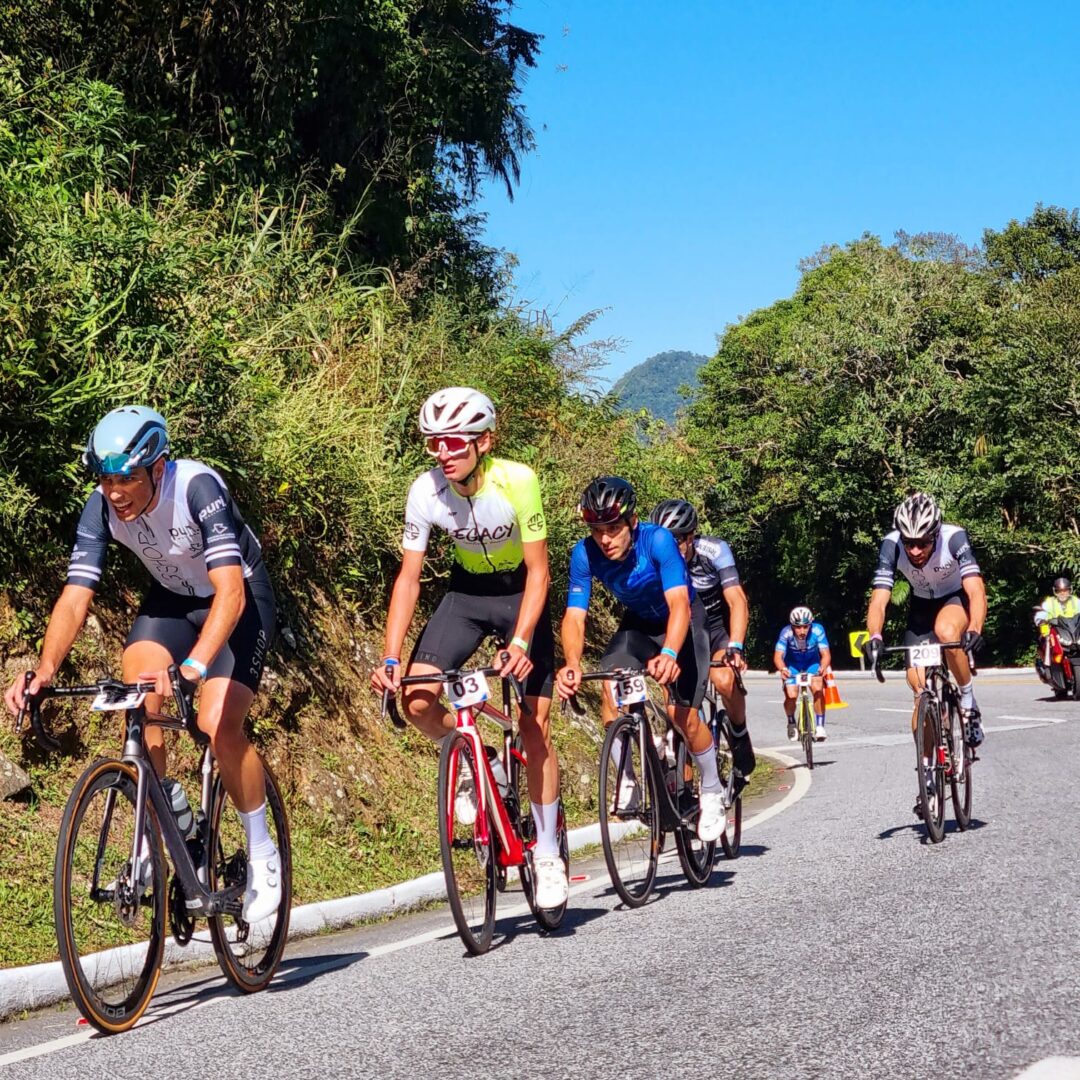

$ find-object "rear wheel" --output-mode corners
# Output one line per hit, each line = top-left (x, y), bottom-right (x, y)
(916, 695), (946, 843)
(54, 759), (166, 1034)
(207, 760), (292, 991)
(945, 697), (972, 830)
(673, 737), (715, 886)
(599, 714), (659, 908)
(512, 738), (568, 931)
(714, 720), (743, 859)
(438, 732), (496, 954)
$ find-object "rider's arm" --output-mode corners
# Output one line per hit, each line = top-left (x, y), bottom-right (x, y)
(560, 606), (587, 670)
(34, 585), (95, 683)
(772, 647), (787, 675)
(722, 583), (749, 647)
(962, 574), (987, 635)
(510, 538), (550, 646)
(382, 549), (426, 661)
(866, 586), (892, 638)
(185, 563), (247, 675)
(819, 645), (833, 671)
(661, 585), (691, 655)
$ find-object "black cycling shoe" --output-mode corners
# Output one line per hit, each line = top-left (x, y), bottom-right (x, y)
(731, 770), (749, 801)
(729, 725), (756, 776)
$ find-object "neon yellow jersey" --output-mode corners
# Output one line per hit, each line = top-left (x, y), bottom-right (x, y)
(402, 456), (547, 573)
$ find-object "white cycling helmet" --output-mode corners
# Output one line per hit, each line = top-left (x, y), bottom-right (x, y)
(418, 387), (496, 437)
(893, 492), (942, 541)
(789, 606), (813, 627)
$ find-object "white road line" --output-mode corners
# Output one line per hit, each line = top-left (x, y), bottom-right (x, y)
(997, 714), (1069, 724)
(0, 1031), (93, 1066)
(1014, 1058), (1080, 1079)
(876, 708), (913, 714)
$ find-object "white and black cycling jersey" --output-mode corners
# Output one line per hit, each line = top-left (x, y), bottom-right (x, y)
(872, 523), (981, 600)
(67, 459), (268, 598)
(687, 536), (741, 609)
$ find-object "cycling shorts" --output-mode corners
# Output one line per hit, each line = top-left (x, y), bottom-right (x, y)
(704, 607), (730, 654)
(784, 663), (821, 686)
(904, 592), (968, 646)
(411, 568), (554, 699)
(126, 580), (276, 692)
(599, 598), (709, 710)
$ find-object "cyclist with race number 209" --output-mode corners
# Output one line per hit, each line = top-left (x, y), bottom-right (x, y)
(370, 387), (567, 909)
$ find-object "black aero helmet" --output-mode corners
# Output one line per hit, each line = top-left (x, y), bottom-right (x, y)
(650, 498), (698, 536)
(1054, 576), (1072, 592)
(580, 475), (636, 526)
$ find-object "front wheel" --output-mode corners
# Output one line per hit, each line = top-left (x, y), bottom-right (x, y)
(916, 695), (946, 843)
(54, 758), (166, 1034)
(207, 760), (292, 991)
(599, 714), (660, 908)
(1071, 663), (1080, 701)
(438, 731), (497, 953)
(945, 697), (973, 830)
(799, 693), (814, 770)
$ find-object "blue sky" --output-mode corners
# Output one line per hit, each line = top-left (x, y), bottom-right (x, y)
(478, 1), (1080, 383)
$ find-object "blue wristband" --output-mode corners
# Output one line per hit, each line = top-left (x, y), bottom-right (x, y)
(180, 657), (208, 680)
(383, 657), (400, 667)
(728, 642), (744, 651)
(660, 647), (678, 660)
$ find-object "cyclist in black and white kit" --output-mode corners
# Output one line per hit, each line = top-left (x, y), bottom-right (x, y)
(863, 492), (988, 765)
(3, 407), (281, 922)
(650, 500), (756, 782)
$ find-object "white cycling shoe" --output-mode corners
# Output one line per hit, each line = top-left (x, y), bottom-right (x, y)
(697, 790), (726, 842)
(786, 722), (797, 741)
(610, 776), (640, 815)
(532, 854), (569, 909)
(814, 723), (827, 742)
(243, 850), (282, 923)
(454, 771), (478, 826)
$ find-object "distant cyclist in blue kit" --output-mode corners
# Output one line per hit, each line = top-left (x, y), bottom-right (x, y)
(773, 606), (833, 742)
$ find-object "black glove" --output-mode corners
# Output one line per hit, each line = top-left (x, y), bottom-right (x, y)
(961, 630), (985, 655)
(862, 637), (884, 665)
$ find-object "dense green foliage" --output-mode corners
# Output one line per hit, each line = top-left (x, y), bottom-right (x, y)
(611, 350), (706, 423)
(681, 220), (1080, 662)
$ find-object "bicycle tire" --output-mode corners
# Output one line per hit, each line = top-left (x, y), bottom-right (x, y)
(800, 692), (814, 770)
(945, 696), (973, 830)
(54, 758), (166, 1034)
(673, 737), (715, 887)
(916, 695), (946, 843)
(512, 737), (569, 931)
(207, 760), (292, 991)
(438, 731), (497, 953)
(599, 714), (660, 908)
(715, 720), (743, 859)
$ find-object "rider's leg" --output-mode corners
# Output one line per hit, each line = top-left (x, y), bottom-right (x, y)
(711, 660), (755, 773)
(811, 674), (826, 721)
(122, 639), (171, 777)
(936, 600), (983, 745)
(400, 663), (454, 739)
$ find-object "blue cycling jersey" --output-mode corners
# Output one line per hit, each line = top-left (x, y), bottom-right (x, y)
(774, 623), (830, 670)
(567, 522), (690, 623)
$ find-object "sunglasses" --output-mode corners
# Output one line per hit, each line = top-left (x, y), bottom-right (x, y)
(581, 505), (626, 526)
(901, 535), (936, 552)
(424, 435), (476, 458)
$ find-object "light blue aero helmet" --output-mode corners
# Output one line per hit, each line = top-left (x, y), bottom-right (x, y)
(83, 406), (170, 475)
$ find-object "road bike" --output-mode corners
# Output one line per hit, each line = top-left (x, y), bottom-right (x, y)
(15, 666), (291, 1034)
(791, 671), (816, 770)
(572, 668), (720, 908)
(699, 659), (746, 857)
(870, 641), (975, 843)
(382, 661), (568, 955)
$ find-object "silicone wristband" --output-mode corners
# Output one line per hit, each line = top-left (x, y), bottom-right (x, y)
(660, 647), (678, 660)
(510, 636), (529, 651)
(383, 657), (400, 667)
(180, 657), (208, 680)
(728, 642), (744, 650)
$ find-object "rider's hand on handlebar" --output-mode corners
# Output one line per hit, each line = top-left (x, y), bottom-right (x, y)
(862, 637), (884, 666)
(647, 652), (680, 687)
(778, 666), (791, 680)
(5, 667), (52, 718)
(961, 630), (985, 655)
(725, 645), (747, 672)
(370, 662), (402, 695)
(495, 645), (534, 682)
(138, 667), (193, 697)
(555, 664), (581, 701)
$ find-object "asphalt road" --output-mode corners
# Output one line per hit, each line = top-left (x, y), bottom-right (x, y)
(3, 672), (1080, 1079)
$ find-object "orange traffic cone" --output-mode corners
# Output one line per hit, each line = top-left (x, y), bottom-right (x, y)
(823, 668), (848, 710)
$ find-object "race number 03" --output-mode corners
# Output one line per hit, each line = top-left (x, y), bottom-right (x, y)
(446, 672), (490, 710)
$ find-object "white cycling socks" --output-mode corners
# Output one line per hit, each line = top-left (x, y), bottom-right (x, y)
(609, 732), (638, 782)
(239, 803), (277, 860)
(531, 799), (561, 858)
(958, 681), (976, 710)
(692, 745), (723, 794)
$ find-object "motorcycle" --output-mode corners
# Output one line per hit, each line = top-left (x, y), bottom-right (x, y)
(1035, 613), (1080, 699)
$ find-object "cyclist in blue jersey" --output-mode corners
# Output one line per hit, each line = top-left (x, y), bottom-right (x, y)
(555, 477), (726, 842)
(4, 407), (280, 922)
(773, 606), (832, 742)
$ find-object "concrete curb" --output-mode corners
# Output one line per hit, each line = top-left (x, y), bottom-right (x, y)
(0, 807), (656, 1019)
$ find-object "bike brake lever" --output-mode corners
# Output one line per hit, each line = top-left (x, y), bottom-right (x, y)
(14, 671), (34, 736)
(561, 694), (587, 719)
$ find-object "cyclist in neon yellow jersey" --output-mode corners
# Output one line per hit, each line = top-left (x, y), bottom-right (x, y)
(370, 387), (566, 908)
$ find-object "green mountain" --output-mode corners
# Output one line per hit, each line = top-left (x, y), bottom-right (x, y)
(611, 350), (708, 422)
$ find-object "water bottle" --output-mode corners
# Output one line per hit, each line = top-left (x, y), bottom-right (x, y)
(484, 745), (510, 797)
(162, 778), (196, 840)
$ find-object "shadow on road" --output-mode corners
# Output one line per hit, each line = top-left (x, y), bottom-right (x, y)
(876, 818), (988, 842)
(269, 950), (368, 992)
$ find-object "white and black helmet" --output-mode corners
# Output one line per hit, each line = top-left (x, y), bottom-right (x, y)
(650, 498), (698, 536)
(789, 606), (813, 627)
(418, 387), (496, 437)
(893, 492), (942, 541)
